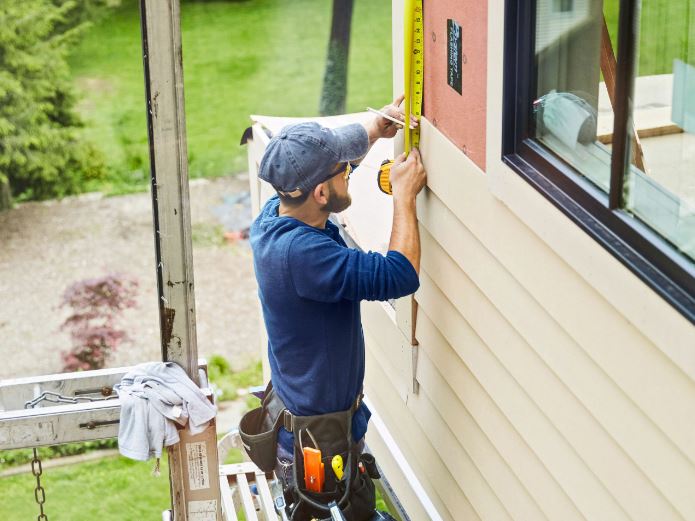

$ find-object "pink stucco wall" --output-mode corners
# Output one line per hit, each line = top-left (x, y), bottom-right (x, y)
(423, 0), (487, 170)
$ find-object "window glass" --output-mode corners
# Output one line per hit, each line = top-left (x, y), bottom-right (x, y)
(533, 0), (610, 192)
(554, 0), (576, 13)
(533, 0), (695, 264)
(622, 0), (695, 262)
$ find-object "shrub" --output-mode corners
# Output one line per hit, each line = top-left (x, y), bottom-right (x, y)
(60, 273), (138, 371)
(207, 354), (237, 401)
(207, 355), (263, 402)
(0, 1), (114, 203)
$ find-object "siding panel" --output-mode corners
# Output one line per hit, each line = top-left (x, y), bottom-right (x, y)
(417, 187), (695, 518)
(416, 269), (632, 520)
(405, 379), (513, 521)
(419, 120), (695, 467)
(364, 327), (477, 521)
(414, 309), (583, 521)
(416, 221), (687, 519)
(362, 301), (410, 402)
(412, 339), (549, 520)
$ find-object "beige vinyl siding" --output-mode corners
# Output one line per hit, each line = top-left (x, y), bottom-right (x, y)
(363, 301), (512, 521)
(246, 2), (695, 509)
(373, 114), (695, 519)
(246, 117), (695, 518)
(364, 327), (473, 521)
(246, 119), (695, 519)
(414, 306), (583, 521)
(355, 118), (695, 520)
(360, 1), (695, 516)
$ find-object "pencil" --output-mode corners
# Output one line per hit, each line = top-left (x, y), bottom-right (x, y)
(366, 107), (415, 129)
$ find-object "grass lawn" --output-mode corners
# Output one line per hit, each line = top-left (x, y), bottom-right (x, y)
(604, 0), (693, 76)
(0, 448), (389, 520)
(0, 454), (171, 520)
(0, 445), (247, 521)
(68, 0), (392, 195)
(67, 0), (690, 196)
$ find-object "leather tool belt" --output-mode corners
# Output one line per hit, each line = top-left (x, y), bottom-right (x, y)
(239, 381), (378, 521)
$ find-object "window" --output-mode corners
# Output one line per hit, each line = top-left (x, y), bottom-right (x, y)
(553, 0), (575, 12)
(503, 0), (695, 323)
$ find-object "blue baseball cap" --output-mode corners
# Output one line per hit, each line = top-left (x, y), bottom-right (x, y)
(258, 122), (369, 197)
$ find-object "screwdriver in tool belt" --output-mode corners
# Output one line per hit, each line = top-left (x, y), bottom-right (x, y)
(331, 454), (344, 481)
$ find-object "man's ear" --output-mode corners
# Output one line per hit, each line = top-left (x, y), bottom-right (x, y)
(313, 182), (329, 205)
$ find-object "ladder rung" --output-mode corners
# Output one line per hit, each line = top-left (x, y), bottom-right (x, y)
(236, 472), (259, 521)
(219, 474), (238, 521)
(220, 462), (259, 477)
(255, 471), (277, 519)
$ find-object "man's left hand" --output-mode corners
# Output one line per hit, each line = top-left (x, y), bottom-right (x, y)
(371, 94), (419, 139)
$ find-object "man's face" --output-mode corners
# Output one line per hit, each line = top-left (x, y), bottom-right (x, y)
(320, 163), (352, 213)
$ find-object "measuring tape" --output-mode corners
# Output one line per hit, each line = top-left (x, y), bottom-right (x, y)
(378, 0), (424, 195)
(404, 0), (424, 153)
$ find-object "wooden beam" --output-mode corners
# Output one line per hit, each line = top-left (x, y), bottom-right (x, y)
(254, 472), (277, 519)
(236, 473), (259, 521)
(598, 124), (684, 144)
(600, 16), (647, 173)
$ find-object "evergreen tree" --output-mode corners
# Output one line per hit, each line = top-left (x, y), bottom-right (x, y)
(0, 1), (108, 208)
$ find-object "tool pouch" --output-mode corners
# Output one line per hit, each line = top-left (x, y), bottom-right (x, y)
(287, 406), (376, 521)
(239, 381), (376, 521)
(238, 381), (286, 472)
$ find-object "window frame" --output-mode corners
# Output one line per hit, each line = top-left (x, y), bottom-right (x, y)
(502, 0), (695, 324)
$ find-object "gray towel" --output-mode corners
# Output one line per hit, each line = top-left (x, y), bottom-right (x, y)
(115, 362), (217, 461)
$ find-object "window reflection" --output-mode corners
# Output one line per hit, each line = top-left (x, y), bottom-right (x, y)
(534, 0), (609, 191)
(624, 0), (695, 262)
(533, 0), (695, 263)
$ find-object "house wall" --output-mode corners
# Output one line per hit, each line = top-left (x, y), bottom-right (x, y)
(246, 0), (695, 518)
(422, 0), (487, 169)
(359, 0), (695, 519)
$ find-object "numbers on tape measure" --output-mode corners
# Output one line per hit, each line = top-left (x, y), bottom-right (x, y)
(404, 0), (424, 152)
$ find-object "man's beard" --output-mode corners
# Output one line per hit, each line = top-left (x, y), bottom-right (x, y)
(321, 182), (352, 213)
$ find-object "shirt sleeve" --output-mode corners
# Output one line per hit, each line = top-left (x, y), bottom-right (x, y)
(287, 230), (420, 302)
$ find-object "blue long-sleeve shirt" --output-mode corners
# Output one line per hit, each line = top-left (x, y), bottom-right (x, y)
(250, 195), (420, 450)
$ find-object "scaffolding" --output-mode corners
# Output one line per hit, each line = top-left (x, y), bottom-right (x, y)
(0, 1), (222, 519)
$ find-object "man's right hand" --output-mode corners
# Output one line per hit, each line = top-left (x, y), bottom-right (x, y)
(387, 148), (426, 273)
(390, 148), (427, 201)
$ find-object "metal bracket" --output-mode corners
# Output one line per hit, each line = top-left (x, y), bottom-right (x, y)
(410, 298), (420, 395)
(411, 344), (420, 395)
(79, 419), (120, 430)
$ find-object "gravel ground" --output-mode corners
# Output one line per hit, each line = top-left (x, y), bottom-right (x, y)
(0, 176), (261, 381)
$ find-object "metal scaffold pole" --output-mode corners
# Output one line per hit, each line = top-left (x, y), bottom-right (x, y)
(139, 1), (222, 519)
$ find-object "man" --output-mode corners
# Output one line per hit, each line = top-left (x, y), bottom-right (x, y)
(249, 96), (427, 485)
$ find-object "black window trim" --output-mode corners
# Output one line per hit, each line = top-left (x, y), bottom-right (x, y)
(502, 0), (695, 324)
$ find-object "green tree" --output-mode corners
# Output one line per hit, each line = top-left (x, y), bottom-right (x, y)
(0, 1), (109, 208)
(319, 0), (355, 116)
(51, 0), (122, 33)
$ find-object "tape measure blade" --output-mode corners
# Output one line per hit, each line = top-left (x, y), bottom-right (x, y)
(410, 0), (424, 150)
(403, 0), (415, 152)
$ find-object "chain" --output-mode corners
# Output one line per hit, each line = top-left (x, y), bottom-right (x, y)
(24, 391), (117, 410)
(31, 448), (48, 521)
(23, 390), (117, 520)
